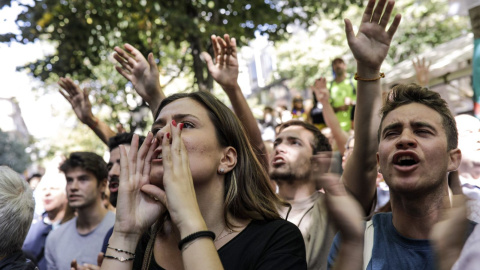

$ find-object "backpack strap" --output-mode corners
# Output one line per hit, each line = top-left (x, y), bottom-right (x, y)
(363, 219), (374, 270)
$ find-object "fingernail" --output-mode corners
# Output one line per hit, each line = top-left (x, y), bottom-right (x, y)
(166, 133), (170, 139)
(179, 123), (184, 130)
(172, 120), (177, 127)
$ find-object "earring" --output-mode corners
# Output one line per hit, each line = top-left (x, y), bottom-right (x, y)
(219, 168), (225, 174)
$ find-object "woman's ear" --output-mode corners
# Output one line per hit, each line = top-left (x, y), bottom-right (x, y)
(218, 146), (237, 174)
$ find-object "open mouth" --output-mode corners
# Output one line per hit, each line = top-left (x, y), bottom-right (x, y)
(152, 149), (163, 162)
(109, 176), (119, 192)
(393, 153), (420, 167)
(272, 155), (286, 166)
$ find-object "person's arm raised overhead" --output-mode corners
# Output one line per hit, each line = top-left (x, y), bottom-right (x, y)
(114, 44), (166, 117)
(342, 0), (401, 215)
(430, 192), (469, 270)
(312, 77), (349, 155)
(202, 34), (268, 168)
(58, 77), (116, 145)
(324, 174), (365, 270)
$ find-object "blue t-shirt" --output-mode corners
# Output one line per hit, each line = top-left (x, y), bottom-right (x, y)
(328, 212), (476, 270)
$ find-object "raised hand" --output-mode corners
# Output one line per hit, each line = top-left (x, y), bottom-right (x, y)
(113, 44), (165, 114)
(312, 77), (330, 105)
(201, 34), (239, 91)
(412, 57), (430, 87)
(58, 77), (94, 124)
(345, 0), (401, 71)
(114, 132), (166, 237)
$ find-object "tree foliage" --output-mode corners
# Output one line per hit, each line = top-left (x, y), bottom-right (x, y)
(0, 129), (31, 173)
(275, 0), (470, 92)
(1, 0), (363, 127)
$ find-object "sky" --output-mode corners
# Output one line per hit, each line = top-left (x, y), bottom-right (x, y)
(0, 1), (73, 140)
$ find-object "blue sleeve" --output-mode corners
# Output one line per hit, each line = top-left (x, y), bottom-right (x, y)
(327, 232), (341, 270)
(101, 227), (114, 254)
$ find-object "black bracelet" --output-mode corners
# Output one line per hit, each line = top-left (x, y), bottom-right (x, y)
(103, 254), (135, 262)
(178, 230), (216, 250)
(106, 245), (135, 256)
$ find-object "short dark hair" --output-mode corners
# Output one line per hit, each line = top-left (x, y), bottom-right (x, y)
(332, 57), (345, 65)
(27, 173), (42, 183)
(378, 83), (458, 150)
(107, 133), (146, 151)
(59, 152), (108, 185)
(278, 120), (332, 154)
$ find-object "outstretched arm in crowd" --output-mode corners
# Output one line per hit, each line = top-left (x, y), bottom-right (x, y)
(114, 44), (166, 117)
(202, 34), (268, 168)
(325, 174), (365, 270)
(342, 0), (401, 214)
(312, 78), (349, 155)
(310, 153), (364, 269)
(430, 180), (469, 270)
(59, 77), (116, 145)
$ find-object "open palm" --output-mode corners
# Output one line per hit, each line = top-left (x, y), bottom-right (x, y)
(202, 34), (239, 90)
(345, 0), (401, 70)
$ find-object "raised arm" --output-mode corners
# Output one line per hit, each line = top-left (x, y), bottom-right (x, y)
(312, 77), (349, 155)
(430, 192), (469, 270)
(201, 34), (268, 168)
(325, 174), (365, 270)
(114, 44), (166, 117)
(58, 77), (116, 145)
(342, 0), (401, 215)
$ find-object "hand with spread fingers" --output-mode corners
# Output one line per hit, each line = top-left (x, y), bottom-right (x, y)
(58, 77), (116, 144)
(114, 132), (166, 238)
(58, 77), (94, 124)
(345, 0), (401, 72)
(201, 34), (239, 92)
(113, 44), (165, 115)
(412, 57), (430, 87)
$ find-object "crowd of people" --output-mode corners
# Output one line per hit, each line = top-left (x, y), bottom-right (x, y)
(1, 0), (480, 269)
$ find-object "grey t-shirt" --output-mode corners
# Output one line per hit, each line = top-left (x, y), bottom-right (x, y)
(45, 211), (115, 270)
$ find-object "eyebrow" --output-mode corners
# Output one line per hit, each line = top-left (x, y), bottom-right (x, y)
(410, 121), (436, 132)
(153, 114), (200, 126)
(381, 122), (403, 137)
(382, 121), (437, 137)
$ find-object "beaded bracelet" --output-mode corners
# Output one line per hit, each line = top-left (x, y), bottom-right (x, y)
(103, 254), (135, 262)
(178, 230), (216, 250)
(354, 72), (385, 81)
(106, 245), (135, 256)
